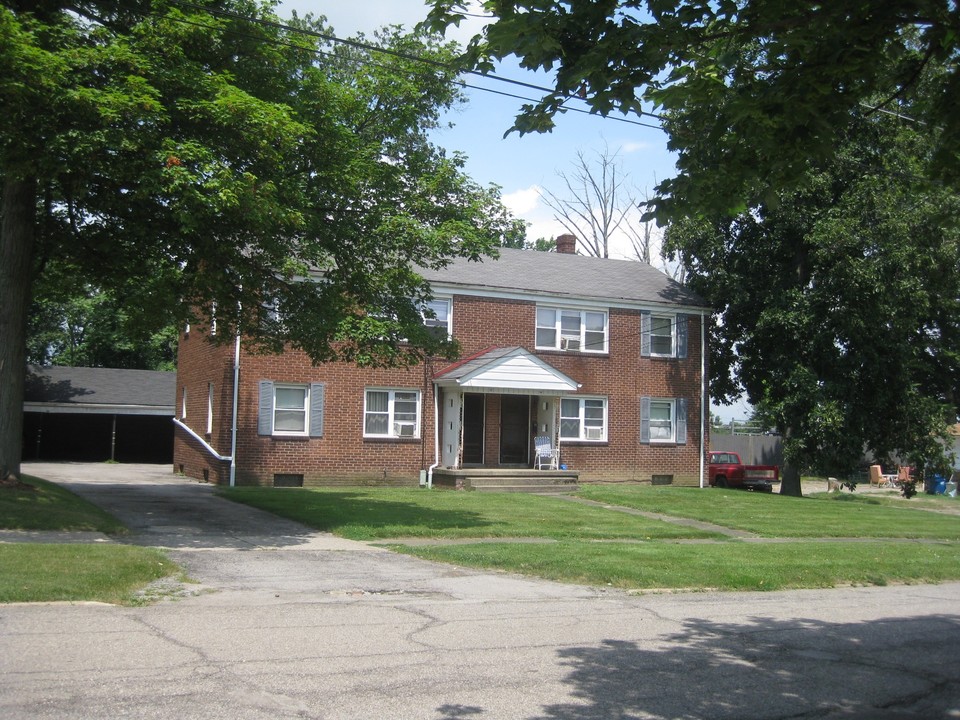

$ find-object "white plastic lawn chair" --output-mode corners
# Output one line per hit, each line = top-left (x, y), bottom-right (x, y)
(534, 436), (559, 470)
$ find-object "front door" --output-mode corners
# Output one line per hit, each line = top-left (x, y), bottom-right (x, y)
(499, 394), (530, 465)
(462, 393), (484, 465)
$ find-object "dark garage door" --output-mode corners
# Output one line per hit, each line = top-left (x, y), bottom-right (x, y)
(22, 413), (174, 463)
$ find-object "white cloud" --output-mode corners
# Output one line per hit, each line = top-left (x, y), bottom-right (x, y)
(278, 1), (488, 44)
(501, 185), (542, 216)
(621, 141), (651, 154)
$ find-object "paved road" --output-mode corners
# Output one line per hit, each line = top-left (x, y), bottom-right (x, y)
(2, 462), (958, 719)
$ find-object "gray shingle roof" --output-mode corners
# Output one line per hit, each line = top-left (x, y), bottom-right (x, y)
(25, 366), (175, 412)
(417, 247), (707, 309)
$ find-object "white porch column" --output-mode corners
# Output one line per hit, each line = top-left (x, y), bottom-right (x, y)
(440, 389), (463, 468)
(536, 397), (558, 443)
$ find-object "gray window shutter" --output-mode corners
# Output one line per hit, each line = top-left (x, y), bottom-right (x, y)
(640, 396), (651, 444)
(258, 380), (274, 436)
(676, 314), (688, 359)
(640, 311), (651, 357)
(309, 383), (325, 438)
(676, 398), (687, 445)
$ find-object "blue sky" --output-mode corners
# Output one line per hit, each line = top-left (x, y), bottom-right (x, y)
(277, 1), (677, 257)
(276, 2), (751, 421)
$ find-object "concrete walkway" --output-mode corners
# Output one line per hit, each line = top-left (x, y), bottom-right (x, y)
(554, 493), (761, 538)
(2, 462), (958, 720)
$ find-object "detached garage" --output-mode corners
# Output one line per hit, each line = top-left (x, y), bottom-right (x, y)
(22, 365), (175, 463)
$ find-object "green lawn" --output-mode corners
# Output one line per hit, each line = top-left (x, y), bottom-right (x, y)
(578, 485), (960, 539)
(0, 476), (126, 533)
(221, 484), (960, 592)
(221, 486), (724, 541)
(0, 476), (181, 605)
(394, 540), (960, 592)
(0, 543), (177, 604)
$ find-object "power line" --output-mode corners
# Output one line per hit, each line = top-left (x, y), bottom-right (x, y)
(164, 0), (665, 129)
(161, 11), (662, 131)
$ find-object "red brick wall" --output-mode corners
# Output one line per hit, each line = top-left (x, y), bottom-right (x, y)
(174, 295), (708, 486)
(172, 325), (236, 484)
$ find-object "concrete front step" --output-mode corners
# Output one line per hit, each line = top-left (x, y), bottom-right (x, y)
(432, 468), (580, 493)
(472, 483), (579, 493)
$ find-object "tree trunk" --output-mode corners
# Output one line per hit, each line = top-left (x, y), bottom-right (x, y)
(778, 463), (803, 496)
(0, 176), (37, 483)
(778, 425), (803, 496)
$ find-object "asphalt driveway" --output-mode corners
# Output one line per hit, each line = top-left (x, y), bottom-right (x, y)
(2, 461), (958, 720)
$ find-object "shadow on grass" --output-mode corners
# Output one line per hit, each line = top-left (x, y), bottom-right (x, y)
(458, 613), (960, 719)
(0, 476), (125, 533)
(814, 493), (885, 505)
(223, 489), (495, 539)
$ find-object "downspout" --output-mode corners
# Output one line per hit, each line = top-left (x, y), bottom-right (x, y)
(699, 311), (707, 488)
(426, 382), (440, 489)
(172, 418), (231, 462)
(228, 332), (241, 487)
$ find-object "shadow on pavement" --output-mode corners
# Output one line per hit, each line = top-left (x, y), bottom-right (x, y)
(523, 614), (960, 719)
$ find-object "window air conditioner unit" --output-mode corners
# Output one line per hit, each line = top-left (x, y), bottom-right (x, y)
(585, 427), (603, 440)
(560, 337), (580, 351)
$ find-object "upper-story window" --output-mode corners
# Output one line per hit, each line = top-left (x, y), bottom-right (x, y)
(423, 297), (451, 339)
(536, 307), (607, 353)
(641, 312), (688, 359)
(650, 316), (674, 356)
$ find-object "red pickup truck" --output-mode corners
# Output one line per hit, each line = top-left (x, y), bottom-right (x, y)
(708, 451), (778, 492)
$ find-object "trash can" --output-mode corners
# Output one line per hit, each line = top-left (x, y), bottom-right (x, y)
(926, 474), (947, 495)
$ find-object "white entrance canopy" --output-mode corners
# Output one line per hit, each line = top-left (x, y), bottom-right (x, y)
(433, 346), (581, 395)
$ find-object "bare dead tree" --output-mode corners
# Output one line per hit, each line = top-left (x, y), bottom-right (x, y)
(540, 145), (636, 259)
(623, 190), (659, 264)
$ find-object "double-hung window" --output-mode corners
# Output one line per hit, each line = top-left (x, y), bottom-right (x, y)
(641, 312), (688, 359)
(257, 381), (325, 438)
(560, 397), (608, 441)
(648, 400), (674, 441)
(650, 317), (674, 356)
(423, 297), (451, 339)
(640, 397), (688, 445)
(536, 307), (607, 352)
(364, 389), (420, 438)
(273, 385), (309, 435)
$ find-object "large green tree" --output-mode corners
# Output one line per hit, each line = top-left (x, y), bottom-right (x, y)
(426, 1), (960, 494)
(664, 84), (960, 494)
(27, 262), (179, 370)
(0, 0), (524, 481)
(426, 1), (960, 217)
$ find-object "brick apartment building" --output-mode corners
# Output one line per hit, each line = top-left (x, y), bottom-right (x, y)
(173, 237), (712, 487)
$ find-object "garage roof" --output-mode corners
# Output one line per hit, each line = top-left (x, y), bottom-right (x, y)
(24, 366), (175, 416)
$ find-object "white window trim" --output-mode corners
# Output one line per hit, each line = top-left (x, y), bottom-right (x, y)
(272, 383), (310, 437)
(364, 388), (422, 439)
(560, 396), (608, 442)
(535, 306), (608, 353)
(648, 398), (676, 443)
(650, 315), (676, 358)
(423, 296), (452, 339)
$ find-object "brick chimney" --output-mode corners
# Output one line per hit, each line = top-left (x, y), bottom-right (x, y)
(555, 234), (576, 255)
